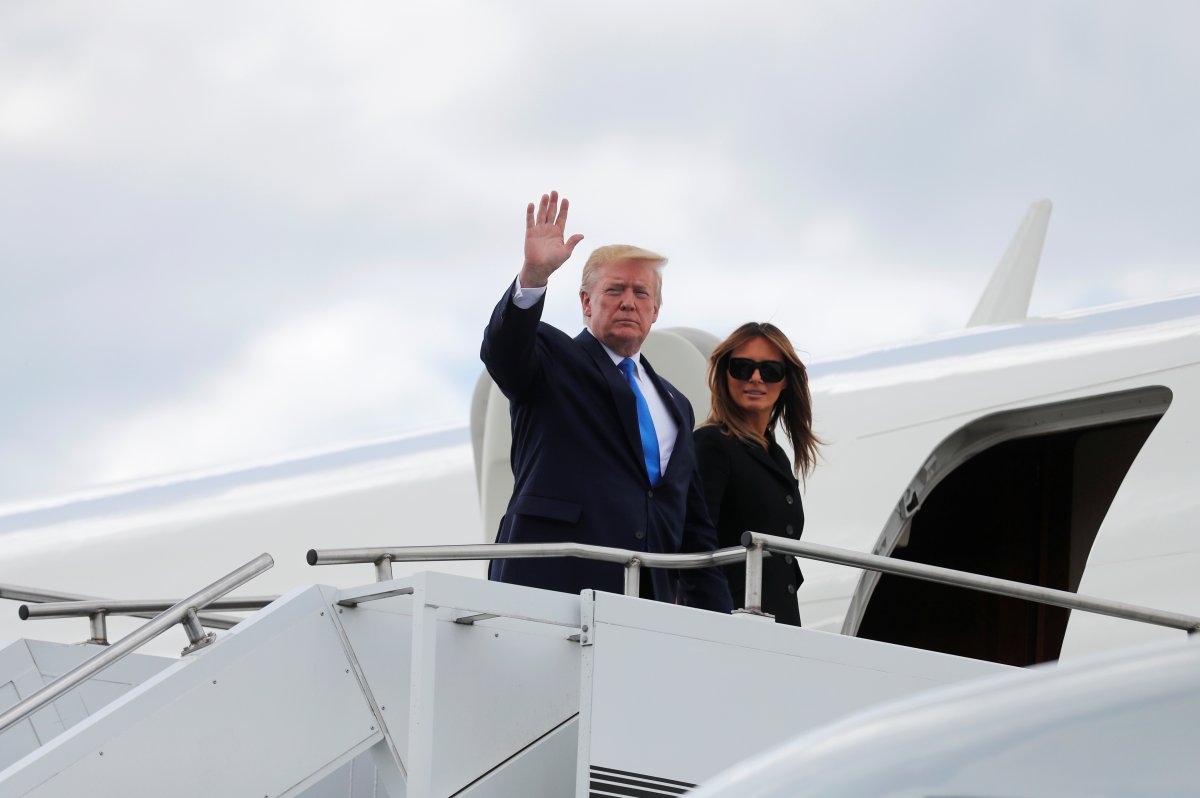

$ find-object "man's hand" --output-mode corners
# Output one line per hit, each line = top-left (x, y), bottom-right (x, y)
(519, 190), (584, 289)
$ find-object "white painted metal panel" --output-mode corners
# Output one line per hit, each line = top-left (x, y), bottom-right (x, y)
(0, 640), (172, 773)
(336, 573), (582, 797)
(327, 594), (415, 783)
(691, 639), (1200, 797)
(427, 615), (579, 794)
(577, 592), (1011, 793)
(0, 682), (40, 779)
(0, 587), (379, 798)
(454, 717), (577, 798)
(26, 641), (173, 727)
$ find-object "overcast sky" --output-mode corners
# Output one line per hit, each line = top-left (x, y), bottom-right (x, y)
(2, 1), (1198, 506)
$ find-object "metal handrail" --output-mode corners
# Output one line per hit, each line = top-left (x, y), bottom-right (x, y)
(307, 543), (747, 594)
(0, 553), (274, 735)
(740, 532), (1200, 634)
(1, 583), (250, 632)
(308, 537), (1200, 634)
(19, 596), (278, 620)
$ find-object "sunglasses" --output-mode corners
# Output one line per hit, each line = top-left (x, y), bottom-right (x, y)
(728, 358), (786, 383)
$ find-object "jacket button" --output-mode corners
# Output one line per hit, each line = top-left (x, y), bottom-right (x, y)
(787, 584), (796, 594)
(785, 525), (795, 536)
(784, 555), (794, 565)
(635, 530), (645, 540)
(785, 495), (794, 505)
(647, 490), (654, 498)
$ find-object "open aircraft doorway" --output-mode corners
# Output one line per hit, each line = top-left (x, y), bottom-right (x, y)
(844, 386), (1172, 667)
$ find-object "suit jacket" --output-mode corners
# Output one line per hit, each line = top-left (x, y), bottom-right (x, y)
(693, 424), (804, 625)
(481, 281), (732, 613)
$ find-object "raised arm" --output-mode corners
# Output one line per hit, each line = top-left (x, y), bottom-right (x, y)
(482, 191), (585, 400)
(518, 190), (585, 289)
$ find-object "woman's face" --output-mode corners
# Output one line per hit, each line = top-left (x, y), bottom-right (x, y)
(726, 336), (787, 421)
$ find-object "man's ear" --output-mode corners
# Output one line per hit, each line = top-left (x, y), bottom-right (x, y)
(580, 290), (592, 318)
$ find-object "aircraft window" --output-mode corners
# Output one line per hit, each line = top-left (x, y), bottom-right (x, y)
(845, 386), (1171, 666)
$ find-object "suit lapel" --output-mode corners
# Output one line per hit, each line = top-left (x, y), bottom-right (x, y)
(639, 355), (684, 428)
(641, 355), (690, 481)
(742, 435), (796, 489)
(576, 330), (646, 476)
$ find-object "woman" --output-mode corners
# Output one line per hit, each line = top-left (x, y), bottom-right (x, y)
(694, 322), (820, 625)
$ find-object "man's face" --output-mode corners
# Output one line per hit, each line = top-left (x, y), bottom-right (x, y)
(581, 259), (661, 357)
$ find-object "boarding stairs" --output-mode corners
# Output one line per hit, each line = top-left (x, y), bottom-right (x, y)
(2, 537), (1197, 797)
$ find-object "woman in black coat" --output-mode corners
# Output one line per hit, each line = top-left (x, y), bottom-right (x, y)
(694, 322), (821, 626)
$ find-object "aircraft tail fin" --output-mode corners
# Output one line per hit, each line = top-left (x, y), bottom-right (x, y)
(967, 199), (1053, 327)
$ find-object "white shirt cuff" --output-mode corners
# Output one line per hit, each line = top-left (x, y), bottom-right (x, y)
(512, 275), (546, 309)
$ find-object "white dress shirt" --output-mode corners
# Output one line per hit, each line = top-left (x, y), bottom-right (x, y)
(512, 278), (678, 473)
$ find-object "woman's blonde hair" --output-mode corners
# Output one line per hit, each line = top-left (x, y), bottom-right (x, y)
(704, 322), (821, 477)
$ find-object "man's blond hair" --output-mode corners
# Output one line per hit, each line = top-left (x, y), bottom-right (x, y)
(579, 244), (668, 304)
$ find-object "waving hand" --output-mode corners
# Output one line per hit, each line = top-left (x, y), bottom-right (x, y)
(519, 190), (585, 288)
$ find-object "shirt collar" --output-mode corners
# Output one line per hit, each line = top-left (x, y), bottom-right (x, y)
(585, 328), (641, 370)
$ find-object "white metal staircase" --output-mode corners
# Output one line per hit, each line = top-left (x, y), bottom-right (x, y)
(1, 570), (1010, 797)
(5, 533), (1197, 798)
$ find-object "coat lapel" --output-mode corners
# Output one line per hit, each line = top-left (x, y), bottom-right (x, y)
(743, 435), (797, 489)
(639, 355), (684, 428)
(576, 330), (646, 477)
(640, 354), (689, 480)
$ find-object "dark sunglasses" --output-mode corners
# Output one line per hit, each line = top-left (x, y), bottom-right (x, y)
(728, 358), (786, 383)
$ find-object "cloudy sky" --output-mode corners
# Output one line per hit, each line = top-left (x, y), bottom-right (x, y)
(2, 1), (1198, 506)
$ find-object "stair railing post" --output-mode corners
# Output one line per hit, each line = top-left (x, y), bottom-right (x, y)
(741, 532), (767, 616)
(87, 611), (109, 646)
(180, 607), (217, 656)
(624, 558), (641, 598)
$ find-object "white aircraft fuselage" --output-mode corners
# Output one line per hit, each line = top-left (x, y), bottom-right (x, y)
(3, 290), (1196, 663)
(2, 195), (1198, 669)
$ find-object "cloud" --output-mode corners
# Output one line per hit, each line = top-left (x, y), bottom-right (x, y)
(81, 295), (471, 485)
(2, 1), (1199, 502)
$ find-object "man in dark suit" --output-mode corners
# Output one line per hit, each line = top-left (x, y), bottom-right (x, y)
(481, 191), (732, 613)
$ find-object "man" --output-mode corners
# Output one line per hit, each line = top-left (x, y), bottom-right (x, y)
(481, 190), (732, 613)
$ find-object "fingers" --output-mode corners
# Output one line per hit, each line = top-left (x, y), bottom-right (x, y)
(530, 190), (573, 229)
(565, 233), (584, 256)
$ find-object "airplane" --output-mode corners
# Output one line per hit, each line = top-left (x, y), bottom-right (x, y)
(2, 199), (1197, 663)
(0, 200), (1197, 795)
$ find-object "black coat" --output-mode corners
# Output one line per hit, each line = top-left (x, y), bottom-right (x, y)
(693, 424), (804, 625)
(481, 282), (732, 613)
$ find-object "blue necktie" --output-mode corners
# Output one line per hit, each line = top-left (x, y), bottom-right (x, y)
(619, 357), (661, 485)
